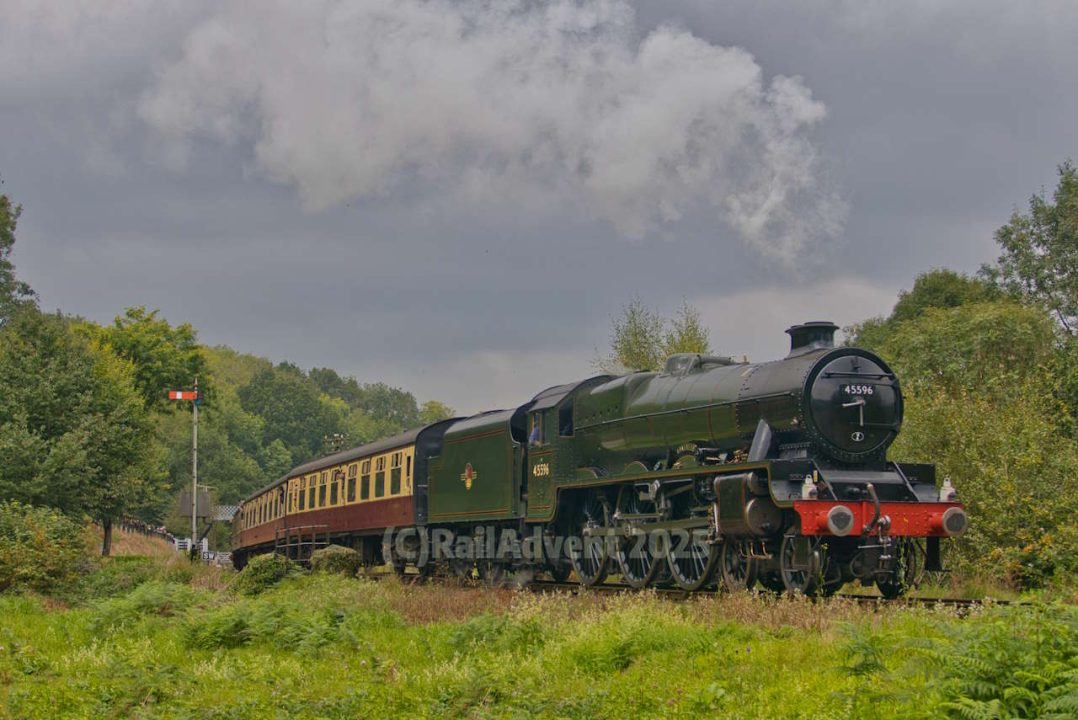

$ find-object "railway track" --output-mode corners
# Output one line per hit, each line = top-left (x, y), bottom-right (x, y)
(522, 579), (1013, 609)
(369, 571), (1013, 609)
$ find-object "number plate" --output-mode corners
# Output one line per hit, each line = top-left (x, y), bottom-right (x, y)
(843, 384), (875, 396)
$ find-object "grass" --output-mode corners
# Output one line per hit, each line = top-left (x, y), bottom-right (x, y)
(1, 558), (1075, 719)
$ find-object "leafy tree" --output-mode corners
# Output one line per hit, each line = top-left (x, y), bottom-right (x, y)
(91, 307), (207, 410)
(0, 187), (36, 323)
(257, 439), (293, 481)
(419, 399), (455, 425)
(237, 365), (341, 464)
(353, 382), (420, 429)
(986, 160), (1078, 333)
(845, 269), (998, 349)
(203, 345), (272, 388)
(662, 301), (712, 357)
(878, 302), (1078, 586)
(876, 301), (1055, 394)
(596, 297), (712, 373)
(309, 367), (362, 406)
(0, 307), (165, 554)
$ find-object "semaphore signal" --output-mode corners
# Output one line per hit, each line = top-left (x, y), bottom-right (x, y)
(169, 378), (203, 560)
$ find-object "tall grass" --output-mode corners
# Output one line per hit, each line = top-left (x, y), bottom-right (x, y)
(1, 562), (1075, 719)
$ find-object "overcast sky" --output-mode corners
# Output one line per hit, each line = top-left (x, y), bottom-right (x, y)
(2, 1), (1075, 413)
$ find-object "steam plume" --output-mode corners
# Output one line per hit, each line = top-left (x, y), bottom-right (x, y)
(140, 0), (846, 261)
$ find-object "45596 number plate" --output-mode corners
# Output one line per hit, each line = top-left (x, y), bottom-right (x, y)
(843, 384), (875, 395)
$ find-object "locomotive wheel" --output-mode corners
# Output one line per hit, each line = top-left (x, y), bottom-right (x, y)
(547, 563), (571, 583)
(779, 534), (821, 595)
(477, 558), (506, 587)
(569, 494), (610, 587)
(718, 539), (758, 592)
(758, 571), (786, 594)
(613, 489), (659, 589)
(876, 538), (924, 599)
(450, 558), (476, 582)
(666, 529), (718, 591)
(615, 530), (659, 588)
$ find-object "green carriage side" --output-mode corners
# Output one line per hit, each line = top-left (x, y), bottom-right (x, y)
(426, 408), (528, 523)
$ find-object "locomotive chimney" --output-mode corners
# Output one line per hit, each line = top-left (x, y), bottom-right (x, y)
(785, 321), (839, 357)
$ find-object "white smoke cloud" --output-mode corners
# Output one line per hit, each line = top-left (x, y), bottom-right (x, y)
(137, 0), (846, 262)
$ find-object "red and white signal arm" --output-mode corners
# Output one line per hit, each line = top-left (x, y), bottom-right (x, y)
(168, 390), (200, 400)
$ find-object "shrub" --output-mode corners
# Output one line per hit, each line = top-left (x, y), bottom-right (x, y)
(310, 545), (361, 576)
(230, 553), (302, 596)
(91, 580), (212, 632)
(0, 501), (88, 594)
(75, 556), (159, 599)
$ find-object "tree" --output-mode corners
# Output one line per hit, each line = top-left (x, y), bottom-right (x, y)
(662, 301), (711, 357)
(845, 269), (998, 349)
(987, 160), (1078, 333)
(237, 365), (341, 464)
(0, 187), (36, 323)
(92, 306), (207, 410)
(0, 307), (165, 554)
(878, 301), (1078, 586)
(419, 400), (455, 425)
(353, 382), (420, 429)
(309, 367), (362, 406)
(595, 297), (712, 373)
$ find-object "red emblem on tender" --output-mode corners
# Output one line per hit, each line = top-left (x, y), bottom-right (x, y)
(460, 463), (477, 490)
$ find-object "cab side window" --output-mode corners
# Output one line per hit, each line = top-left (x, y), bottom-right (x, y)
(528, 413), (544, 447)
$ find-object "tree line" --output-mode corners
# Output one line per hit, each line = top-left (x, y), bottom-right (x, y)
(0, 196), (453, 552)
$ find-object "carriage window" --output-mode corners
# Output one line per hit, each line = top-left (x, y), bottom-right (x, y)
(319, 472), (327, 506)
(330, 474), (339, 505)
(390, 452), (402, 495)
(308, 474), (316, 508)
(375, 456), (386, 497)
(361, 459), (371, 500)
(347, 464), (357, 502)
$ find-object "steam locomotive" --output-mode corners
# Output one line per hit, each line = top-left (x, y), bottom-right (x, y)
(233, 321), (965, 597)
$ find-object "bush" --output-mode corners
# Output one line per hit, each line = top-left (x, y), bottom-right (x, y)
(310, 545), (361, 575)
(230, 553), (302, 596)
(0, 501), (88, 594)
(91, 580), (212, 632)
(75, 556), (159, 599)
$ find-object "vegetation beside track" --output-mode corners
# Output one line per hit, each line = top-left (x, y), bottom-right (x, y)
(2, 556), (1076, 719)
